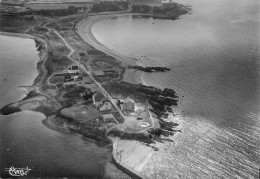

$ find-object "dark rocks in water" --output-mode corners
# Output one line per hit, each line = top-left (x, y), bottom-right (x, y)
(103, 81), (178, 120)
(128, 65), (171, 73)
(0, 105), (21, 115)
(158, 118), (179, 132)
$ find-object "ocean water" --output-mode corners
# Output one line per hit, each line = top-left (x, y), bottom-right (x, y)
(0, 35), (38, 108)
(0, 35), (110, 178)
(0, 111), (109, 178)
(92, 0), (260, 178)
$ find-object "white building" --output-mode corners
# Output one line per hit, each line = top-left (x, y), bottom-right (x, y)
(93, 70), (105, 77)
(68, 65), (79, 74)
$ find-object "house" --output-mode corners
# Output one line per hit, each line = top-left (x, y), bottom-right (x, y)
(161, 0), (173, 5)
(93, 70), (105, 77)
(64, 72), (81, 82)
(68, 65), (80, 74)
(99, 100), (112, 111)
(64, 73), (71, 82)
(123, 97), (135, 112)
(102, 114), (116, 123)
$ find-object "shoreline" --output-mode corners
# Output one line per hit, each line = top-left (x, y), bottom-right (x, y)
(75, 13), (181, 178)
(75, 13), (156, 178)
(1, 17), (147, 178)
(1, 13), (177, 179)
(76, 13), (137, 66)
(0, 31), (49, 89)
(76, 13), (145, 85)
(0, 31), (50, 108)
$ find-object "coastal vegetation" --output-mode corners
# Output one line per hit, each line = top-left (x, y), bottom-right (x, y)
(0, 4), (181, 144)
(103, 81), (178, 119)
(0, 105), (21, 115)
(152, 3), (188, 19)
(0, 3), (188, 177)
(33, 9), (75, 16)
(132, 4), (151, 13)
(132, 2), (190, 20)
(0, 1), (193, 178)
(92, 1), (129, 12)
(128, 65), (171, 72)
(0, 15), (37, 33)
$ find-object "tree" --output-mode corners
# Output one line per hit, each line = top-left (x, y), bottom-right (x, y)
(68, 6), (77, 14)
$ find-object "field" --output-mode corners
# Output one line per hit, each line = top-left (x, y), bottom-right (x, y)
(0, 16), (37, 33)
(24, 2), (93, 10)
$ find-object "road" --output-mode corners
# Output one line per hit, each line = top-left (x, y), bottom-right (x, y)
(53, 30), (126, 123)
(53, 28), (156, 132)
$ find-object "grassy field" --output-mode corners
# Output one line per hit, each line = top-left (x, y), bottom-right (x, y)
(0, 16), (37, 33)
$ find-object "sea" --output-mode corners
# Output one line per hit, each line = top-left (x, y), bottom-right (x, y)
(91, 0), (260, 178)
(0, 35), (110, 178)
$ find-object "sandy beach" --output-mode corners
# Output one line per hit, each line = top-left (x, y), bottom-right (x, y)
(76, 14), (136, 65)
(76, 13), (146, 85)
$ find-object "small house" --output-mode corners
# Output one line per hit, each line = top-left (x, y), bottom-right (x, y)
(93, 70), (105, 77)
(64, 73), (72, 82)
(123, 97), (135, 112)
(68, 65), (80, 74)
(102, 114), (116, 123)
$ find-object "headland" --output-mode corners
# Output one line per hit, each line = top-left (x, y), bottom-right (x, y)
(0, 1), (189, 178)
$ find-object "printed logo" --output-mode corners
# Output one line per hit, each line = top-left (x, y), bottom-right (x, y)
(5, 166), (31, 176)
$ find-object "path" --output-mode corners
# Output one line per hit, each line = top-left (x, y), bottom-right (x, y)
(53, 30), (126, 124)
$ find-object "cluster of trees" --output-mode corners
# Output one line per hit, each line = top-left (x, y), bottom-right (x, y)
(132, 4), (151, 13)
(108, 130), (154, 144)
(128, 65), (171, 72)
(0, 105), (21, 115)
(131, 3), (187, 19)
(92, 1), (129, 12)
(153, 3), (186, 15)
(32, 6), (82, 17)
(33, 9), (74, 17)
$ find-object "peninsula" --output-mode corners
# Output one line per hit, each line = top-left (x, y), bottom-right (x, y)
(0, 0), (190, 178)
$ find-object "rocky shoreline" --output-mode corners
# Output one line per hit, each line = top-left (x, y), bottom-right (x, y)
(0, 11), (183, 179)
(128, 65), (171, 73)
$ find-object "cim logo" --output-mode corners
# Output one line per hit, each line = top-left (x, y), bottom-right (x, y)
(5, 166), (31, 176)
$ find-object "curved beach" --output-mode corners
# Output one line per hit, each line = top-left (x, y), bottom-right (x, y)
(76, 14), (144, 84)
(75, 5), (260, 178)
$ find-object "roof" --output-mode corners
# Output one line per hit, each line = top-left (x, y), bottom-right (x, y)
(102, 114), (115, 119)
(94, 70), (105, 76)
(71, 65), (79, 70)
(124, 97), (135, 104)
